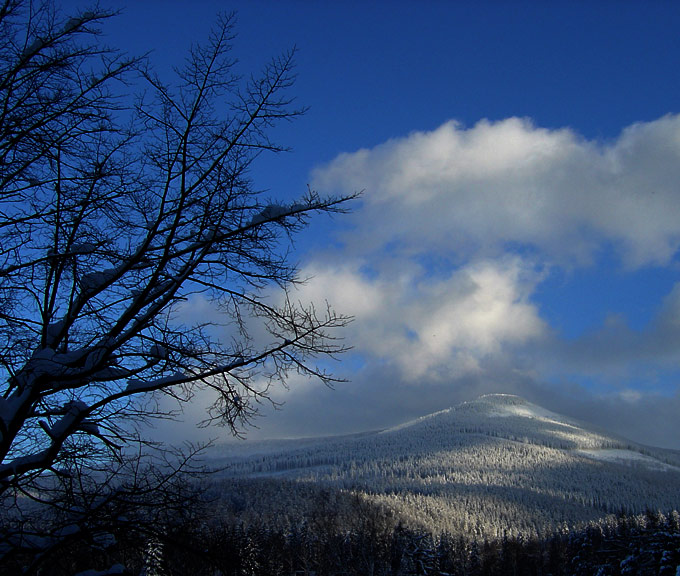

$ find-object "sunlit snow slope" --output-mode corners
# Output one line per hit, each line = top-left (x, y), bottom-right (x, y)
(210, 394), (680, 539)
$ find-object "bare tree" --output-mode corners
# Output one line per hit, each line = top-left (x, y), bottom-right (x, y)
(0, 1), (353, 572)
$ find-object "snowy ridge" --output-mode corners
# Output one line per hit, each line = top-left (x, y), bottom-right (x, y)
(381, 406), (454, 434)
(385, 394), (582, 434)
(457, 394), (581, 429)
(577, 448), (680, 472)
(472, 394), (578, 424)
(378, 394), (615, 451)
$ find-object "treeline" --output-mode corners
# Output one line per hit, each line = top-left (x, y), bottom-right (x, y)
(149, 508), (680, 576)
(12, 490), (680, 576)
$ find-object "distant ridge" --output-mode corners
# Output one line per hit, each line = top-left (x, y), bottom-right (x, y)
(211, 394), (680, 539)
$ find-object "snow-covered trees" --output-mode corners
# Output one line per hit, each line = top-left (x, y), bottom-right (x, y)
(0, 0), (352, 571)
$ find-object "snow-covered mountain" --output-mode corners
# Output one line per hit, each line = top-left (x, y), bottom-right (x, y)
(208, 394), (680, 539)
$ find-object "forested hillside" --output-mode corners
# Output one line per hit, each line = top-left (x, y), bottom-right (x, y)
(209, 395), (680, 539)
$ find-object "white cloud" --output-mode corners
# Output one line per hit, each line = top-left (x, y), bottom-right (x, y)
(313, 115), (680, 267)
(295, 257), (546, 382)
(408, 260), (545, 370)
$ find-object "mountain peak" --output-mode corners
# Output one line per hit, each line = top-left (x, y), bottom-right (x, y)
(477, 393), (528, 403)
(473, 393), (533, 411)
(458, 393), (568, 423)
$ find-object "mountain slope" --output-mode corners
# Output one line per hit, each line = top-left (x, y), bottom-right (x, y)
(210, 394), (680, 539)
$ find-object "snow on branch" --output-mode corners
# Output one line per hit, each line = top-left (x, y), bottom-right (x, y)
(40, 400), (89, 440)
(249, 203), (306, 226)
(61, 12), (96, 35)
(125, 372), (186, 394)
(79, 268), (119, 295)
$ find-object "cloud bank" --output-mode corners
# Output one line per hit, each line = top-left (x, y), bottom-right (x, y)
(263, 114), (680, 448)
(162, 115), (680, 449)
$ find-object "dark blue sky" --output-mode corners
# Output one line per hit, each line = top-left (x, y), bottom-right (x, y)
(103, 1), (680, 162)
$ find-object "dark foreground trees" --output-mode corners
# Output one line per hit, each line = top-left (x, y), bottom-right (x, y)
(0, 1), (352, 572)
(182, 508), (680, 576)
(62, 499), (680, 576)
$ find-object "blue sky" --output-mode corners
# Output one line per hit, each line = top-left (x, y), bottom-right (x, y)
(73, 0), (680, 447)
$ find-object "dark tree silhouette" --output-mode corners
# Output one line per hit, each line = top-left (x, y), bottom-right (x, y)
(0, 1), (353, 572)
